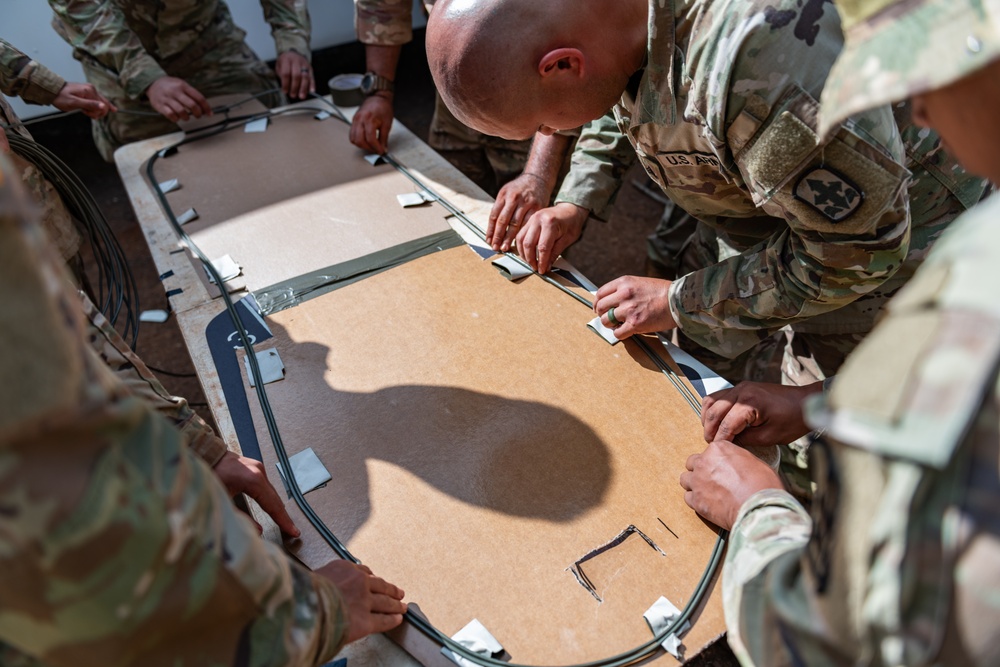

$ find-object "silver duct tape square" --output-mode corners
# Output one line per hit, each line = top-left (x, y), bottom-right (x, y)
(644, 596), (690, 659)
(441, 619), (504, 667)
(206, 254), (241, 283)
(139, 309), (169, 323)
(243, 347), (284, 387)
(275, 447), (333, 493)
(244, 117), (269, 133)
(158, 178), (180, 193)
(587, 316), (621, 346)
(491, 255), (532, 281)
(275, 447), (331, 495)
(176, 208), (199, 225)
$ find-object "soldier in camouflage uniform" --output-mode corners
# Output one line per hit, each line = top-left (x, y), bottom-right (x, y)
(354, 0), (532, 188)
(680, 0), (1000, 663)
(0, 38), (114, 267)
(425, 0), (986, 389)
(1, 37), (306, 552)
(353, 0), (579, 254)
(0, 154), (407, 664)
(48, 0), (314, 162)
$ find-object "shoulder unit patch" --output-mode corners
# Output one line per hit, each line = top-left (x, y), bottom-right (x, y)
(793, 166), (864, 222)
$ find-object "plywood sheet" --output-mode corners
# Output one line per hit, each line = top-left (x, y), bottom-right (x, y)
(241, 246), (725, 664)
(149, 104), (452, 291)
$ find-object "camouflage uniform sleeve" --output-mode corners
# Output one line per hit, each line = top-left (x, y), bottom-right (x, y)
(261, 0), (312, 60)
(721, 489), (821, 666)
(78, 291), (228, 467)
(554, 111), (638, 220)
(670, 110), (910, 357)
(0, 39), (66, 106)
(355, 0), (415, 46)
(0, 156), (349, 666)
(48, 0), (166, 100)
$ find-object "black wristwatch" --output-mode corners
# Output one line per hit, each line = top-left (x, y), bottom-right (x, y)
(360, 71), (394, 96)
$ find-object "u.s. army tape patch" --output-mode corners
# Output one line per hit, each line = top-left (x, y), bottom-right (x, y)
(793, 166), (864, 222)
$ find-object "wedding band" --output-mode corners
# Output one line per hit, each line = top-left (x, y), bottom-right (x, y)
(608, 307), (621, 327)
(300, 68), (310, 73)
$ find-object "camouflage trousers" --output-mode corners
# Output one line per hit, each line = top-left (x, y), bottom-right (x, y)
(79, 23), (282, 161)
(428, 93), (532, 196)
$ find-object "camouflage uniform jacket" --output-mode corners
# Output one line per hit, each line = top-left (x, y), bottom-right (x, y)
(0, 40), (83, 262)
(555, 0), (982, 357)
(723, 194), (1000, 666)
(0, 39), (66, 134)
(1, 39), (222, 466)
(48, 0), (311, 101)
(0, 156), (349, 666)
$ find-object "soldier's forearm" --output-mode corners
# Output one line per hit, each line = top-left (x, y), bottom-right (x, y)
(523, 132), (574, 193)
(364, 44), (402, 93)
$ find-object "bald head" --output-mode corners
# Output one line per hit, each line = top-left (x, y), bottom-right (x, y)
(427, 0), (648, 140)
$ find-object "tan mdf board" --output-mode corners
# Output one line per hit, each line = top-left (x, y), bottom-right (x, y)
(150, 99), (452, 293)
(240, 246), (725, 665)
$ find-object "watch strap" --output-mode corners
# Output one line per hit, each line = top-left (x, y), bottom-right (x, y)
(362, 71), (395, 95)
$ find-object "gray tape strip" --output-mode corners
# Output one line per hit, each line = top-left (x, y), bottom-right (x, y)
(253, 229), (465, 315)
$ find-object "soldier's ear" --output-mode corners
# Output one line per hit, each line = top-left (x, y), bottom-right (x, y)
(538, 48), (585, 79)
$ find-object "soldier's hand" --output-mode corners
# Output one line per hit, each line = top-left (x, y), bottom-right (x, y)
(702, 381), (823, 447)
(593, 276), (676, 340)
(212, 451), (300, 538)
(515, 202), (588, 273)
(52, 82), (116, 119)
(146, 77), (212, 122)
(275, 51), (315, 100)
(680, 440), (783, 530)
(487, 172), (552, 252)
(349, 93), (393, 154)
(316, 561), (407, 643)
